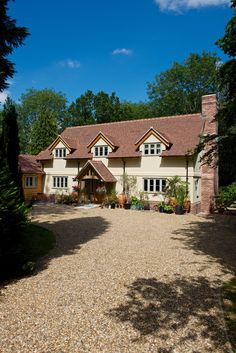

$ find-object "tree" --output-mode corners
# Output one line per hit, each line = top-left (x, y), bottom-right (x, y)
(119, 101), (155, 120)
(17, 88), (68, 152)
(215, 0), (236, 185)
(29, 107), (58, 155)
(66, 90), (95, 127)
(147, 52), (219, 116)
(0, 0), (29, 92)
(94, 91), (121, 124)
(0, 98), (21, 191)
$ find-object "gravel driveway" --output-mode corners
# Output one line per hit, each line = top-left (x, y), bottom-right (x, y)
(0, 204), (235, 353)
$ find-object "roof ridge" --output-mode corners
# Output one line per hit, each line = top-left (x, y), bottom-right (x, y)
(64, 113), (201, 130)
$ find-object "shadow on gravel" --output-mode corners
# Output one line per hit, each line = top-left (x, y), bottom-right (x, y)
(109, 276), (229, 352)
(29, 210), (110, 275)
(172, 215), (236, 276)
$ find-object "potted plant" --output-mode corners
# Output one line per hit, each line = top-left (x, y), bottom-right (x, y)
(107, 189), (118, 209)
(175, 185), (186, 215)
(157, 201), (165, 213)
(163, 204), (174, 214)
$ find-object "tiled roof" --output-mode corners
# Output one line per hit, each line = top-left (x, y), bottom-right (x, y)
(37, 113), (203, 160)
(77, 160), (117, 182)
(18, 154), (44, 174)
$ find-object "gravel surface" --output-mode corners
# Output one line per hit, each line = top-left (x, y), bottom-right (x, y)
(0, 204), (235, 353)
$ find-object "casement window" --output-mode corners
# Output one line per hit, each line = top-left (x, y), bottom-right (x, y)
(53, 176), (68, 188)
(55, 148), (66, 158)
(94, 145), (108, 157)
(143, 178), (166, 193)
(143, 143), (161, 155)
(25, 176), (38, 188)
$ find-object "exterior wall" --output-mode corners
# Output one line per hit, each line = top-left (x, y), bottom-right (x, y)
(43, 141), (80, 194)
(42, 135), (199, 207)
(22, 174), (44, 200)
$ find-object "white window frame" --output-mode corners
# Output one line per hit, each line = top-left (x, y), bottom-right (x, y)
(143, 178), (166, 193)
(55, 148), (66, 158)
(53, 176), (68, 188)
(25, 176), (38, 188)
(94, 145), (108, 157)
(143, 143), (161, 155)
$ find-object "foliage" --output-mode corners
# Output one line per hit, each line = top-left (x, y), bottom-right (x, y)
(17, 88), (68, 153)
(147, 52), (219, 116)
(0, 99), (22, 192)
(215, 183), (236, 210)
(66, 90), (95, 127)
(175, 184), (186, 206)
(164, 176), (183, 198)
(29, 107), (58, 154)
(94, 91), (121, 124)
(107, 189), (118, 203)
(222, 277), (236, 352)
(0, 0), (29, 92)
(120, 173), (137, 199)
(0, 172), (29, 279)
(215, 0), (236, 186)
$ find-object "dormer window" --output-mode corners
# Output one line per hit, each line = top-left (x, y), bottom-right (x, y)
(55, 148), (66, 158)
(144, 143), (161, 155)
(94, 146), (108, 157)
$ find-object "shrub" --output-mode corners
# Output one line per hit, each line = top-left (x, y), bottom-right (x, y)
(215, 183), (236, 211)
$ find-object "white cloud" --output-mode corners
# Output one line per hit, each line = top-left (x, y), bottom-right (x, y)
(0, 91), (9, 104)
(154, 0), (230, 12)
(112, 48), (133, 56)
(59, 59), (81, 69)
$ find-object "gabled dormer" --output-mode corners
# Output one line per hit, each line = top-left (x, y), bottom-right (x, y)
(135, 127), (171, 156)
(87, 131), (118, 158)
(48, 135), (75, 159)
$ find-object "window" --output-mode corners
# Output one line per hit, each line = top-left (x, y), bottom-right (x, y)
(25, 176), (37, 188)
(143, 178), (166, 193)
(55, 148), (66, 158)
(94, 145), (108, 157)
(53, 176), (68, 188)
(143, 143), (161, 155)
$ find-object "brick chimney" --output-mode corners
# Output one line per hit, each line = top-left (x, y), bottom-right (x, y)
(200, 94), (218, 214)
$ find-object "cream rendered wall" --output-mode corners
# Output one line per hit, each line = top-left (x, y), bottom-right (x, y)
(43, 141), (79, 194)
(42, 135), (201, 204)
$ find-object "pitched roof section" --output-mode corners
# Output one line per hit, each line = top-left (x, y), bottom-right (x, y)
(18, 155), (44, 174)
(37, 113), (203, 160)
(62, 113), (203, 158)
(76, 160), (117, 182)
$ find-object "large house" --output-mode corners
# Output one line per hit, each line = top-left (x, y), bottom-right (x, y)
(34, 94), (218, 214)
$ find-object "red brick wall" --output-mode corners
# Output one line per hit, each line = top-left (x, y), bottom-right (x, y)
(200, 95), (218, 214)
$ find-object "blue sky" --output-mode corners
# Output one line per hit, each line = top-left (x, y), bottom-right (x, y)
(2, 0), (232, 105)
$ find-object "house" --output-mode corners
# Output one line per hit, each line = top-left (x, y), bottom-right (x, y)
(36, 94), (218, 214)
(18, 154), (45, 201)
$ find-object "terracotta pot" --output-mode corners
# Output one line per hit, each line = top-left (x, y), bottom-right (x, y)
(118, 192), (127, 208)
(184, 199), (191, 213)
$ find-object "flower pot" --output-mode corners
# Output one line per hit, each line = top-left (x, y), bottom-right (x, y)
(118, 192), (127, 208)
(175, 204), (184, 215)
(124, 203), (131, 210)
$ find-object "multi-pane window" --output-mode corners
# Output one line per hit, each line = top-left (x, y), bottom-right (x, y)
(25, 176), (37, 188)
(143, 178), (166, 192)
(94, 146), (108, 157)
(53, 176), (68, 188)
(55, 148), (66, 158)
(143, 143), (161, 155)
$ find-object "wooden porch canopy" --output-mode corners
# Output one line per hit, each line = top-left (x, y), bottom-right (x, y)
(76, 160), (117, 182)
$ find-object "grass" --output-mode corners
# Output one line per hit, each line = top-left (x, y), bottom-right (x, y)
(0, 223), (56, 281)
(22, 223), (56, 262)
(222, 278), (236, 352)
